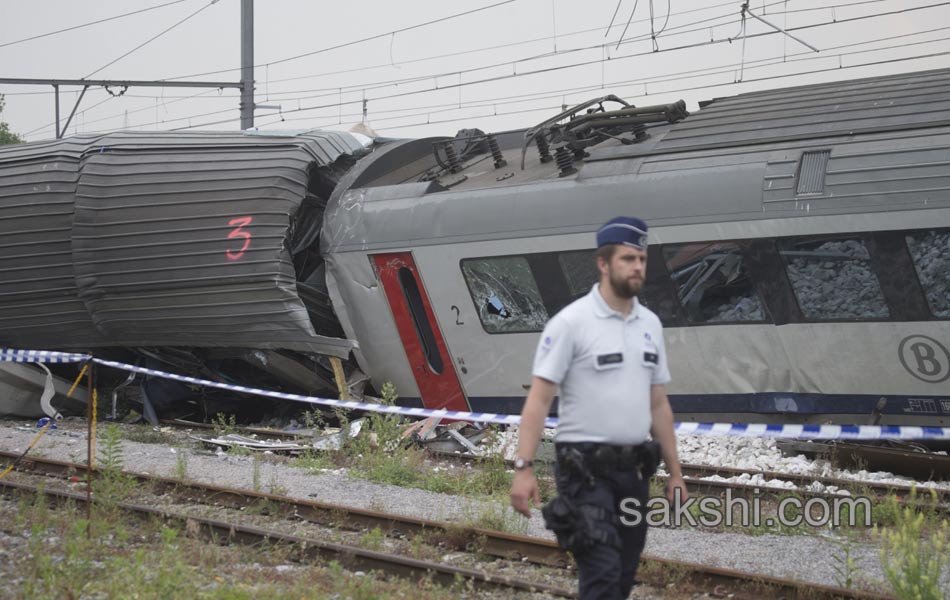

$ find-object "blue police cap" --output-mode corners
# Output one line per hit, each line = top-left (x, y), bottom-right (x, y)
(596, 216), (648, 249)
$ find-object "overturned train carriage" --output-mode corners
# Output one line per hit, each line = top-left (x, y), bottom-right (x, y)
(322, 67), (950, 427)
(0, 130), (368, 411)
(2, 67), (949, 426)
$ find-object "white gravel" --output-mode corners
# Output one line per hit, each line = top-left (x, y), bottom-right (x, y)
(2, 419), (947, 595)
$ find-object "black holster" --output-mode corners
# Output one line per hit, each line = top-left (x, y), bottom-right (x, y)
(541, 495), (621, 552)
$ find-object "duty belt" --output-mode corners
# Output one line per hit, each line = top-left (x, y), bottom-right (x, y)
(556, 441), (660, 479)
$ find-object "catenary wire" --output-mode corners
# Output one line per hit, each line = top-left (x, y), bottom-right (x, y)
(83, 0), (222, 79)
(46, 15), (950, 137)
(223, 0), (892, 105)
(220, 33), (950, 133)
(242, 2), (950, 124)
(253, 31), (950, 129)
(0, 0), (190, 50)
(158, 1), (518, 82)
(17, 0), (944, 137)
(17, 0), (779, 135)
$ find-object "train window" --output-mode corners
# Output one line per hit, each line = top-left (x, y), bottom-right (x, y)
(558, 250), (598, 300)
(461, 256), (549, 333)
(780, 238), (889, 320)
(663, 242), (765, 323)
(397, 267), (444, 374)
(905, 229), (950, 317)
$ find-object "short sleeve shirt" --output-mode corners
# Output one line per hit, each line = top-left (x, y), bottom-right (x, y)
(532, 284), (670, 444)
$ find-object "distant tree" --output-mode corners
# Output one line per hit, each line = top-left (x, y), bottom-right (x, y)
(0, 95), (24, 145)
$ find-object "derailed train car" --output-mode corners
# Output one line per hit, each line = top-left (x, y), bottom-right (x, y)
(322, 67), (950, 427)
(0, 130), (369, 415)
(2, 67), (949, 425)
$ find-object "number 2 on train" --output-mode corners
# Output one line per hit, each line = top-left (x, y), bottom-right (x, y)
(226, 216), (252, 260)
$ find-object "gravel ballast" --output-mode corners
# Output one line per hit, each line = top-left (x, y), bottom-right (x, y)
(1, 418), (946, 595)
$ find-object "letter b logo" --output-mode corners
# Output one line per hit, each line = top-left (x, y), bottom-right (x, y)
(899, 336), (950, 384)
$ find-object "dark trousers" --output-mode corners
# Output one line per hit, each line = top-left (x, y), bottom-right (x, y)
(555, 455), (650, 600)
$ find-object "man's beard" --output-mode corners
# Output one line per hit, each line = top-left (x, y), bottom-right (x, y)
(608, 268), (642, 299)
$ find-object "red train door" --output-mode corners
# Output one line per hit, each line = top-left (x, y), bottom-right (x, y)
(372, 252), (469, 412)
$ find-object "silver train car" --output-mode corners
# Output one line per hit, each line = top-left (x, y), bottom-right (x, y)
(1, 67), (948, 426)
(322, 67), (950, 426)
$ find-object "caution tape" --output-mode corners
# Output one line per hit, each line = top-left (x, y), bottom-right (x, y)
(3, 347), (950, 440)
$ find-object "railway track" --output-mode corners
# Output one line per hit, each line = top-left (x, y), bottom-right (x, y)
(677, 463), (950, 504)
(0, 450), (893, 600)
(0, 475), (575, 598)
(156, 419), (950, 516)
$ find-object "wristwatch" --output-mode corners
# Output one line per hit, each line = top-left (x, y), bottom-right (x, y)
(513, 456), (534, 471)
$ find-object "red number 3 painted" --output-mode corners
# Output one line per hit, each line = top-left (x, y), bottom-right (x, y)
(226, 216), (253, 260)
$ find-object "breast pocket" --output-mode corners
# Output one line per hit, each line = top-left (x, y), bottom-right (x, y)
(593, 351), (625, 371)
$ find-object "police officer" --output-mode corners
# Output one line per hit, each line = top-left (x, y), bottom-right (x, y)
(510, 216), (688, 600)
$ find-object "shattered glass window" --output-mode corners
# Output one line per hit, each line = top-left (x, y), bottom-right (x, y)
(781, 238), (889, 320)
(558, 250), (598, 300)
(461, 256), (549, 333)
(663, 243), (765, 323)
(905, 229), (950, 317)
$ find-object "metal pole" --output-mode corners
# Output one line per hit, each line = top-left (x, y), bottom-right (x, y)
(54, 84), (61, 139)
(240, 0), (254, 130)
(745, 4), (819, 53)
(85, 361), (93, 536)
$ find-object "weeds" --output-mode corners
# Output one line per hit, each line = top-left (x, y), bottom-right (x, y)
(462, 497), (529, 535)
(211, 412), (237, 437)
(830, 531), (860, 589)
(877, 497), (950, 600)
(359, 526), (386, 551)
(252, 453), (262, 492)
(94, 424), (137, 505)
(174, 447), (188, 480)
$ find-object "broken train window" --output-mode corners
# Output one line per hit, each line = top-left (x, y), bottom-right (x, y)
(558, 250), (598, 301)
(663, 242), (765, 323)
(461, 256), (549, 333)
(905, 229), (950, 318)
(780, 237), (889, 320)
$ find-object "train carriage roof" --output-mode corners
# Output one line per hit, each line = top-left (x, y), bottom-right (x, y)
(323, 67), (950, 253)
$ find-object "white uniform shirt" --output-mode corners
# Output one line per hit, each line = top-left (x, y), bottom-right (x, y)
(532, 284), (671, 444)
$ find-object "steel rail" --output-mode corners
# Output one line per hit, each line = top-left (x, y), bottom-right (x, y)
(0, 451), (893, 600)
(0, 477), (576, 598)
(678, 462), (950, 504)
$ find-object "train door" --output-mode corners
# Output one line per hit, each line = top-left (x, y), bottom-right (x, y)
(372, 252), (470, 413)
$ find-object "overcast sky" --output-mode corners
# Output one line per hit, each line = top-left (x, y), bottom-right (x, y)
(2, 0), (949, 142)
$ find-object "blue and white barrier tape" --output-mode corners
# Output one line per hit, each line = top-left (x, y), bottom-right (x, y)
(0, 349), (91, 364)
(3, 348), (949, 440)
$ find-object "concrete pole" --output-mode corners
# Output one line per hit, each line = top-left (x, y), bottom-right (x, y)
(240, 0), (254, 130)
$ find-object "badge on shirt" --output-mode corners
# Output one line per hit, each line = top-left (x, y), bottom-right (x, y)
(595, 352), (624, 370)
(642, 335), (659, 367)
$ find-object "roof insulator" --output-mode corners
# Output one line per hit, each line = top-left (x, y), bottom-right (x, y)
(555, 145), (576, 177)
(488, 134), (507, 169)
(536, 135), (554, 163)
(444, 142), (462, 173)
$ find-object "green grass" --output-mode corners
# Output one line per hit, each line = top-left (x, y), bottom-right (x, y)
(3, 491), (462, 600)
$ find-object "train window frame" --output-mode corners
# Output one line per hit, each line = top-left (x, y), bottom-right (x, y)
(397, 267), (444, 374)
(459, 254), (550, 334)
(662, 240), (770, 325)
(777, 234), (891, 322)
(903, 227), (950, 319)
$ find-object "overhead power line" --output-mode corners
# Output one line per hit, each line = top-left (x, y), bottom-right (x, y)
(227, 0), (889, 108)
(238, 1), (950, 124)
(84, 0), (222, 79)
(160, 0), (518, 82)
(248, 30), (950, 130)
(0, 0), (190, 50)
(59, 24), (950, 137)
